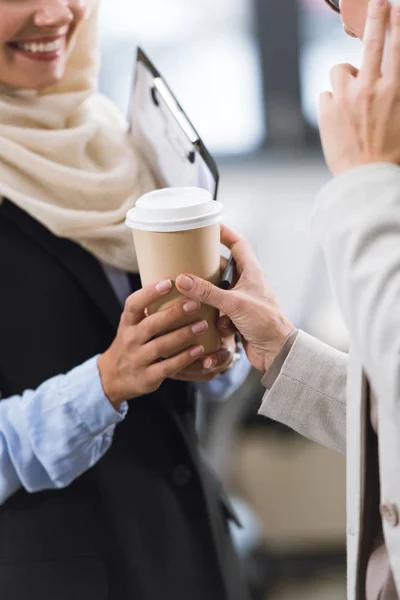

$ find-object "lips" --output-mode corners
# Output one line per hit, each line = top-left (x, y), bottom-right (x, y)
(7, 36), (66, 62)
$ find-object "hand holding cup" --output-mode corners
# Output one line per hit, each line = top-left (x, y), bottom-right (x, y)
(175, 225), (295, 374)
(98, 280), (206, 408)
(126, 188), (224, 356)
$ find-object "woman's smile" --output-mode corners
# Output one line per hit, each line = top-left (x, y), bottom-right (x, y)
(7, 34), (67, 63)
(0, 0), (86, 90)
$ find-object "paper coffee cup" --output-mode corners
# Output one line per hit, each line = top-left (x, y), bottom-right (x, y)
(126, 187), (223, 355)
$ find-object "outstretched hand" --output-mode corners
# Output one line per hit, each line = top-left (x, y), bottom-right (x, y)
(175, 225), (294, 374)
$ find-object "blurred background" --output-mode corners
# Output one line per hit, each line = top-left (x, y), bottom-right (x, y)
(99, 1), (363, 598)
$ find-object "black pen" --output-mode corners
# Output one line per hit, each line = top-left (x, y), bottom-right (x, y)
(219, 255), (236, 290)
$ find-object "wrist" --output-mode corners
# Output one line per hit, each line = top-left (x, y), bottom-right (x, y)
(97, 351), (125, 410)
(263, 323), (296, 374)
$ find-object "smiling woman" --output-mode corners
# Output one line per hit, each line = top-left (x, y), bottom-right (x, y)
(0, 1), (250, 599)
(0, 0), (86, 89)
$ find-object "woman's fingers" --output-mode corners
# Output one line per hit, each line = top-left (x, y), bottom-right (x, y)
(220, 224), (242, 250)
(170, 371), (218, 383)
(122, 280), (172, 326)
(220, 224), (258, 274)
(143, 320), (209, 363)
(386, 2), (400, 80)
(330, 63), (358, 94)
(203, 348), (233, 371)
(137, 299), (201, 343)
(169, 348), (233, 381)
(359, 0), (390, 85)
(148, 345), (205, 382)
(217, 315), (237, 336)
(176, 274), (232, 314)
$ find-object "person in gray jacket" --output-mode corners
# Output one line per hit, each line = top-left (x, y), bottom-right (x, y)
(175, 0), (400, 598)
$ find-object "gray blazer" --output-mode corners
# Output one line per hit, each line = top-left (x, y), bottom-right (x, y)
(259, 163), (400, 599)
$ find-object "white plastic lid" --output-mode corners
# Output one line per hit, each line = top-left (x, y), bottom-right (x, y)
(125, 187), (223, 232)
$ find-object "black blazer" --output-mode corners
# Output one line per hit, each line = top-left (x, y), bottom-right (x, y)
(0, 200), (249, 600)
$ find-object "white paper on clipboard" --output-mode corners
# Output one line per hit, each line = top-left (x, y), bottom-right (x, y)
(129, 48), (219, 199)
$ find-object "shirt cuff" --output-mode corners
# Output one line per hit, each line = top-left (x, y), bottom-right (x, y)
(62, 356), (128, 437)
(261, 329), (299, 390)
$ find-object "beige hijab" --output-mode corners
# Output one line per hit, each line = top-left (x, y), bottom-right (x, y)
(0, 0), (155, 272)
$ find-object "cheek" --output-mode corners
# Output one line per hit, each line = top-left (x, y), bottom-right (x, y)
(71, 0), (89, 24)
(341, 0), (369, 39)
(0, 11), (25, 47)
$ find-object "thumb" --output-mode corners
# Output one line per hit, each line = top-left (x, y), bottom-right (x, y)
(176, 274), (229, 312)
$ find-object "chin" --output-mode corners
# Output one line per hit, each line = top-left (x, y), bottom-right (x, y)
(0, 70), (66, 91)
(0, 56), (67, 92)
(32, 74), (65, 91)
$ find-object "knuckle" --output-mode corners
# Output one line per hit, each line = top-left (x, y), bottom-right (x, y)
(140, 317), (156, 340)
(329, 64), (341, 79)
(124, 295), (135, 313)
(150, 339), (163, 358)
(381, 78), (398, 97)
(157, 363), (170, 380)
(199, 281), (213, 302)
(335, 95), (350, 111)
(364, 36), (383, 54)
(141, 372), (156, 392)
(181, 325), (196, 341)
(121, 328), (135, 348)
(163, 303), (180, 324)
(357, 84), (374, 101)
(223, 293), (241, 316)
(368, 3), (385, 17)
(167, 332), (186, 352)
(241, 238), (256, 257)
(172, 354), (190, 374)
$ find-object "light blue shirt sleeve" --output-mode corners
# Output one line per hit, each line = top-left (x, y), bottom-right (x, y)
(0, 356), (127, 506)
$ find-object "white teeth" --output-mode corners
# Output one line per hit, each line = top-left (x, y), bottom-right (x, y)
(15, 38), (63, 54)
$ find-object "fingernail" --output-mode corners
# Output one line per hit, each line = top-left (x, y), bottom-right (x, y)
(191, 320), (208, 335)
(183, 300), (200, 314)
(155, 280), (172, 294)
(190, 345), (204, 358)
(177, 275), (194, 292)
(204, 357), (217, 369)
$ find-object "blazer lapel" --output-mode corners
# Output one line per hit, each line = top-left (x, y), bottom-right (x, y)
(0, 199), (122, 331)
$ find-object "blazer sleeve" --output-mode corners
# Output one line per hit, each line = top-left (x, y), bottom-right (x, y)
(312, 163), (400, 422)
(259, 330), (347, 455)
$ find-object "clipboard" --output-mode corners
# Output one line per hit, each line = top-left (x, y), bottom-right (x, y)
(129, 48), (219, 200)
